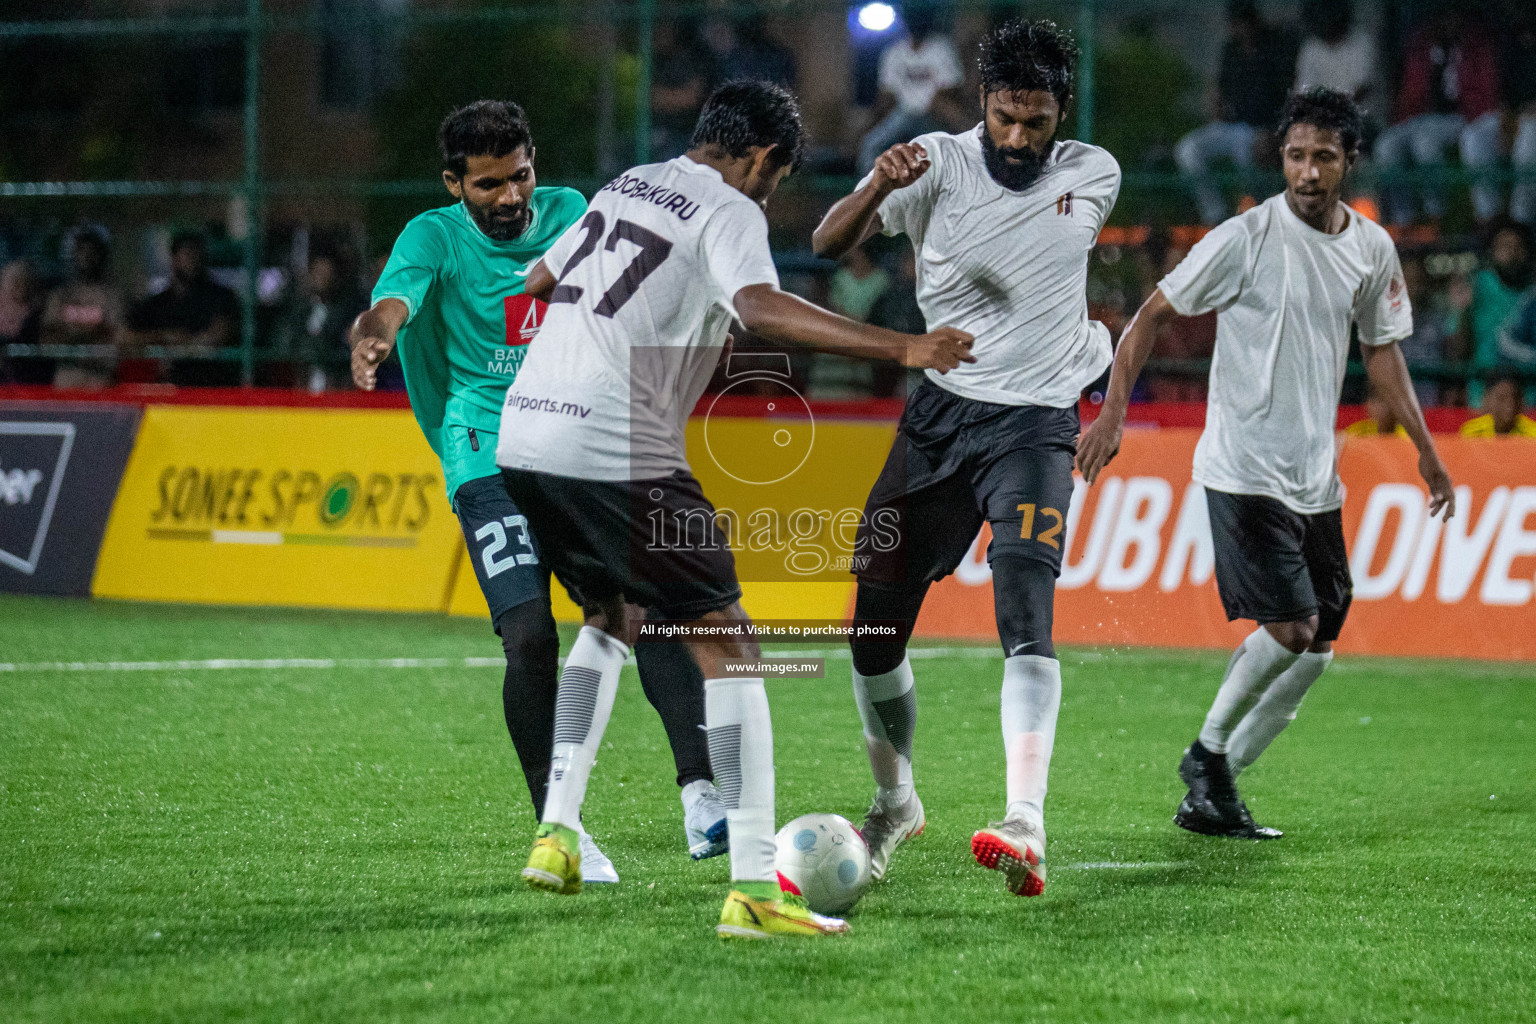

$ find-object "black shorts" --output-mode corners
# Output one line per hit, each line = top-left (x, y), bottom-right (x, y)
(501, 467), (742, 621)
(1206, 488), (1354, 642)
(453, 473), (550, 628)
(854, 380), (1079, 589)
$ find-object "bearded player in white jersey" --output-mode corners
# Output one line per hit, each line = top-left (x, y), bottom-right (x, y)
(495, 80), (974, 938)
(1078, 88), (1456, 839)
(814, 19), (1120, 898)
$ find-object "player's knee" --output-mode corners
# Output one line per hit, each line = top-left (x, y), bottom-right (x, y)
(851, 638), (907, 678)
(498, 600), (559, 665)
(1267, 617), (1318, 655)
(991, 554), (1056, 659)
(850, 580), (923, 677)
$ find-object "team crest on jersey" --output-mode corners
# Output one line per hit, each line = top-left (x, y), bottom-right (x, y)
(1388, 274), (1405, 314)
(1055, 192), (1074, 216)
(503, 294), (547, 347)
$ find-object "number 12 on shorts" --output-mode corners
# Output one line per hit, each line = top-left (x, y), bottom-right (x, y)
(476, 515), (538, 578)
(1017, 503), (1063, 549)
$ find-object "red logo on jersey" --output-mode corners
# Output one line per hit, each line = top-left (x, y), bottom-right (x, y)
(504, 294), (547, 347)
(1056, 192), (1074, 215)
(1388, 275), (1404, 313)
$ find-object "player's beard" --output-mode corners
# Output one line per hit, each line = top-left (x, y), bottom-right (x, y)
(981, 129), (1052, 192)
(466, 198), (530, 242)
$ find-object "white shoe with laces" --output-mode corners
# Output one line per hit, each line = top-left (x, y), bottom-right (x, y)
(682, 779), (730, 860)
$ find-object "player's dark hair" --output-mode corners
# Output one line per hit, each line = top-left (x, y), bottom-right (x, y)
(1277, 87), (1364, 156)
(439, 100), (533, 178)
(977, 18), (1077, 108)
(689, 79), (805, 172)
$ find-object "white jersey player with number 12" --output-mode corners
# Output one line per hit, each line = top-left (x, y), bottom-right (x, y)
(496, 80), (974, 939)
(814, 19), (1119, 899)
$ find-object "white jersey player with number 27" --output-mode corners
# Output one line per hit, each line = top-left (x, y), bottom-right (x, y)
(494, 79), (975, 942)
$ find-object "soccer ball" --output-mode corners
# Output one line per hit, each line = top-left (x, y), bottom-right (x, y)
(774, 813), (871, 915)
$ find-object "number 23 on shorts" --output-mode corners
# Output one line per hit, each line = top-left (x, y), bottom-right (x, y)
(1017, 503), (1063, 549)
(476, 515), (538, 578)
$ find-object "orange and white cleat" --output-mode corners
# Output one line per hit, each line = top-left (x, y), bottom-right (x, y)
(971, 817), (1046, 897)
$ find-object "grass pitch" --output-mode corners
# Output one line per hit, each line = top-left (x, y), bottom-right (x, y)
(2, 595), (1533, 1023)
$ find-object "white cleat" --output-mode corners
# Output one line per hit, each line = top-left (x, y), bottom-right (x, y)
(577, 829), (619, 884)
(682, 779), (730, 860)
(858, 791), (925, 881)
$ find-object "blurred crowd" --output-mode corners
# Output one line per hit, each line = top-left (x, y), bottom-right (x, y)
(3, 0), (1535, 431)
(0, 224), (374, 391)
(1170, 1), (1535, 229)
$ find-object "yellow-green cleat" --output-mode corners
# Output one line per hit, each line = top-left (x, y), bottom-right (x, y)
(523, 823), (581, 895)
(716, 889), (850, 939)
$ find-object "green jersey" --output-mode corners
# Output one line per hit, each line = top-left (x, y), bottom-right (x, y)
(373, 187), (586, 501)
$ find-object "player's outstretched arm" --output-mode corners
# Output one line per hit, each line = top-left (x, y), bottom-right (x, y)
(1360, 340), (1456, 520)
(733, 283), (974, 373)
(348, 298), (408, 391)
(811, 143), (930, 260)
(1076, 288), (1180, 483)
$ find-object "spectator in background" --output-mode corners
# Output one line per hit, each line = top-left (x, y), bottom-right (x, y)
(650, 21), (717, 161)
(1374, 11), (1499, 226)
(278, 249), (367, 391)
(128, 231), (241, 387)
(868, 249), (923, 333)
(0, 260), (43, 384)
(1462, 10), (1536, 227)
(1397, 255), (1455, 406)
(0, 260), (41, 344)
(1460, 371), (1536, 436)
(828, 246), (890, 323)
(1293, 1), (1377, 113)
(1461, 221), (1534, 377)
(40, 227), (126, 388)
(1343, 382), (1408, 436)
(1495, 277), (1536, 380)
(1174, 1), (1295, 225)
(703, 14), (796, 88)
(857, 5), (965, 173)
(1144, 243), (1216, 402)
(866, 249), (924, 398)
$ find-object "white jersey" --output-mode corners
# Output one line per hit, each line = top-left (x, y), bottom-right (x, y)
(1160, 194), (1412, 514)
(865, 128), (1121, 408)
(496, 156), (779, 481)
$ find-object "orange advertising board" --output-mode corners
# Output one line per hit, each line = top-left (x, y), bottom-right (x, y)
(917, 430), (1536, 661)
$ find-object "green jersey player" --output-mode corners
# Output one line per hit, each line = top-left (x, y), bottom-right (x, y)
(349, 101), (728, 882)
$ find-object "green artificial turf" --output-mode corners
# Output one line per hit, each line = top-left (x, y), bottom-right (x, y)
(2, 595), (1533, 1023)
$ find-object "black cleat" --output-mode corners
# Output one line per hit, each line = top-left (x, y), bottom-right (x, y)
(1175, 741), (1283, 840)
(1174, 792), (1283, 840)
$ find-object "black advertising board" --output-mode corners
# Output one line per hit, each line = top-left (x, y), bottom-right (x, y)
(0, 402), (142, 595)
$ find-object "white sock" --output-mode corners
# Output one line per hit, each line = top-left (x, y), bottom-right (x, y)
(1001, 655), (1061, 828)
(541, 626), (628, 830)
(1228, 650), (1332, 774)
(1198, 628), (1301, 754)
(704, 677), (776, 884)
(852, 656), (916, 809)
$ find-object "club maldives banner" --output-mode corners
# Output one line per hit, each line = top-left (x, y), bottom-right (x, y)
(0, 402), (141, 595)
(93, 406), (463, 611)
(916, 430), (1536, 662)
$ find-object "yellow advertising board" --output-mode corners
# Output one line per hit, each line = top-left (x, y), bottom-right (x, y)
(93, 406), (462, 611)
(446, 414), (892, 627)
